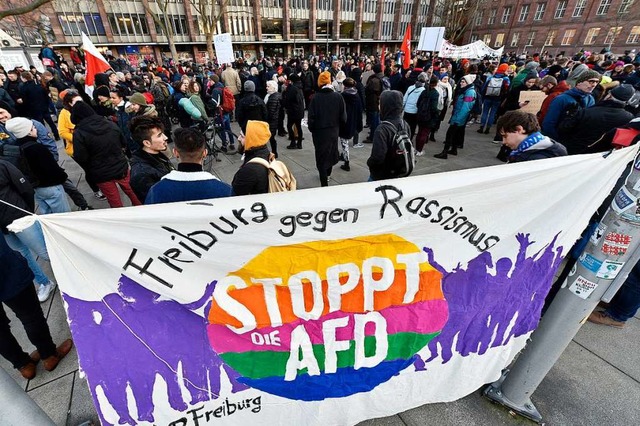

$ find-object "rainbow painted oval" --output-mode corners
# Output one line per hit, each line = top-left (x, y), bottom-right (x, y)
(207, 234), (448, 400)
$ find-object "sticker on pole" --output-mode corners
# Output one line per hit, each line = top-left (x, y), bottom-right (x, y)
(589, 223), (607, 245)
(595, 260), (625, 280)
(601, 233), (632, 256)
(568, 275), (598, 299)
(578, 253), (603, 273)
(612, 187), (636, 213)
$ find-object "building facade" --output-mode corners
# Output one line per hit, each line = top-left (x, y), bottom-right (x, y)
(1, 0), (432, 64)
(467, 0), (639, 56)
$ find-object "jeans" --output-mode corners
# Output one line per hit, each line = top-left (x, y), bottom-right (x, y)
(218, 113), (235, 147)
(606, 260), (640, 322)
(367, 111), (380, 141)
(480, 98), (502, 130)
(4, 222), (51, 286)
(35, 185), (70, 214)
(0, 284), (56, 369)
(97, 169), (142, 208)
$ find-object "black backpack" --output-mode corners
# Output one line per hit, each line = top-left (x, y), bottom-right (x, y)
(381, 120), (415, 178)
(416, 90), (433, 124)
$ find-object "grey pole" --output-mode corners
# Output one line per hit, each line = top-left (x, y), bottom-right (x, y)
(0, 367), (56, 425)
(484, 159), (640, 423)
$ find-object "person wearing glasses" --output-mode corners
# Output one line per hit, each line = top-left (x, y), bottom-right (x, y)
(541, 70), (601, 142)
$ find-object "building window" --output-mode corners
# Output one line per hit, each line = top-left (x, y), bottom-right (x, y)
(544, 29), (556, 45)
(58, 13), (106, 36)
(291, 0), (310, 7)
(475, 10), (484, 26)
(317, 0), (334, 10)
(339, 21), (354, 38)
(511, 32), (520, 47)
(627, 26), (640, 44)
(316, 19), (334, 36)
(596, 0), (611, 15)
(364, 0), (377, 13)
(584, 27), (600, 44)
(341, 0), (356, 12)
(261, 18), (283, 35)
(561, 29), (575, 45)
(619, 0), (634, 13)
(483, 33), (492, 44)
(526, 31), (536, 46)
(555, 0), (567, 18)
(361, 22), (375, 38)
(501, 7), (512, 23)
(519, 4), (530, 21)
(471, 34), (479, 42)
(488, 8), (497, 24)
(604, 26), (622, 44)
(109, 14), (150, 36)
(573, 0), (587, 17)
(534, 3), (546, 20)
(495, 33), (504, 47)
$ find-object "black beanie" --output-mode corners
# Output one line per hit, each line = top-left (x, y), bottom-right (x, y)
(70, 101), (97, 125)
(0, 100), (17, 118)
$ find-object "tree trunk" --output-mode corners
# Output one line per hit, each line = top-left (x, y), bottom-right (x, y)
(206, 32), (215, 63)
(167, 32), (178, 62)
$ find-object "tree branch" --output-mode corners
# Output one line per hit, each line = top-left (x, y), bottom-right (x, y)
(0, 0), (52, 21)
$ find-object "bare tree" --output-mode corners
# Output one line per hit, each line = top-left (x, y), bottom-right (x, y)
(432, 0), (487, 44)
(0, 0), (52, 21)
(191, 0), (229, 62)
(142, 0), (179, 61)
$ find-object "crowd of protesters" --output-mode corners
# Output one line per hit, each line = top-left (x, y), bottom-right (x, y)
(2, 44), (640, 380)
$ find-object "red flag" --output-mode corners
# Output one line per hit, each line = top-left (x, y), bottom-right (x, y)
(82, 33), (111, 87)
(401, 24), (412, 69)
(380, 44), (386, 73)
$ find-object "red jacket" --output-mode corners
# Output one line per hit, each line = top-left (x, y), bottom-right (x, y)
(537, 80), (570, 124)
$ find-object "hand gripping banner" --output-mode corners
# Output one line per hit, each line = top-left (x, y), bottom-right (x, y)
(10, 147), (637, 426)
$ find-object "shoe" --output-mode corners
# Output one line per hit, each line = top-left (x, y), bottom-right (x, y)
(80, 205), (94, 211)
(37, 282), (56, 303)
(220, 145), (228, 152)
(94, 191), (106, 200)
(18, 362), (37, 380)
(415, 150), (424, 157)
(484, 128), (490, 134)
(340, 163), (350, 171)
(434, 151), (448, 159)
(363, 139), (373, 144)
(477, 127), (485, 133)
(364, 124), (369, 128)
(286, 143), (297, 149)
(296, 143), (302, 149)
(353, 143), (364, 148)
(278, 131), (288, 137)
(42, 339), (74, 372)
(587, 311), (625, 328)
(225, 145), (236, 154)
(429, 134), (436, 142)
(491, 139), (502, 144)
(447, 149), (458, 156)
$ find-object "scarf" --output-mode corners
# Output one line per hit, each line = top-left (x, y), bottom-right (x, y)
(509, 131), (546, 157)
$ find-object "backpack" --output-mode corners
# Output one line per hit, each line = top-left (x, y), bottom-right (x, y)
(484, 76), (504, 97)
(416, 90), (433, 124)
(381, 120), (415, 178)
(248, 157), (297, 192)
(220, 87), (236, 113)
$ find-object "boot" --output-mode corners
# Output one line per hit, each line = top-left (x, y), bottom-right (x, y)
(434, 149), (448, 159)
(447, 146), (458, 155)
(296, 141), (302, 149)
(340, 161), (350, 171)
(429, 133), (436, 142)
(286, 142), (297, 149)
(477, 126), (485, 133)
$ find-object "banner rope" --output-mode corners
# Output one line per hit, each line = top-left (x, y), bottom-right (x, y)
(0, 198), (37, 216)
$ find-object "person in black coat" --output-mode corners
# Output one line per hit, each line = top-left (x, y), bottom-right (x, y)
(264, 80), (282, 157)
(71, 102), (141, 208)
(18, 72), (59, 140)
(129, 116), (174, 202)
(338, 78), (363, 171)
(235, 80), (267, 134)
(558, 84), (635, 155)
(283, 74), (305, 149)
(308, 71), (347, 187)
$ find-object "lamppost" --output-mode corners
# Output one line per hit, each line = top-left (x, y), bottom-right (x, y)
(326, 19), (329, 56)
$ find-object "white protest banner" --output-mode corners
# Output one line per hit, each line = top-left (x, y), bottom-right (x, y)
(418, 27), (445, 51)
(440, 40), (503, 59)
(519, 91), (548, 115)
(214, 33), (235, 64)
(10, 146), (637, 426)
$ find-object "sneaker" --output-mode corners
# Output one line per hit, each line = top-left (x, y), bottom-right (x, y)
(587, 311), (625, 328)
(491, 139), (502, 144)
(415, 150), (425, 157)
(353, 143), (364, 148)
(37, 282), (56, 303)
(94, 191), (106, 200)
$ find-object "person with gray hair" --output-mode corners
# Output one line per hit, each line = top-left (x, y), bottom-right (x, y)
(402, 72), (427, 139)
(235, 80), (267, 133)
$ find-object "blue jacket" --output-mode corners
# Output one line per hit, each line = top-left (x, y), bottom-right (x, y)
(449, 87), (476, 126)
(542, 88), (595, 141)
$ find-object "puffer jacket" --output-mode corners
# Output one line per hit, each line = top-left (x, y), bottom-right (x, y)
(283, 81), (305, 121)
(265, 91), (282, 134)
(449, 86), (476, 126)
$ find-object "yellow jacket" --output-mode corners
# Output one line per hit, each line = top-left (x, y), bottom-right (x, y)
(58, 108), (74, 157)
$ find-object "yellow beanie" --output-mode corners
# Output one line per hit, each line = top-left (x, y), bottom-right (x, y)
(318, 71), (332, 87)
(244, 120), (271, 151)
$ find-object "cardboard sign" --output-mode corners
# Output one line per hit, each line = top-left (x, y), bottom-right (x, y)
(518, 91), (547, 115)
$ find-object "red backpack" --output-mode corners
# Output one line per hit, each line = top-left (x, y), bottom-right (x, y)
(221, 87), (236, 112)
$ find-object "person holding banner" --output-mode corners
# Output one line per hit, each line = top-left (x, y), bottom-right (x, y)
(496, 110), (567, 163)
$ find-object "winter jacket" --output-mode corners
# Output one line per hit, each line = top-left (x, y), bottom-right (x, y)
(308, 87), (347, 170)
(542, 88), (596, 141)
(416, 88), (440, 127)
(222, 67), (242, 95)
(449, 86), (476, 126)
(537, 80), (570, 124)
(19, 80), (49, 121)
(58, 108), (75, 156)
(73, 114), (129, 184)
(0, 159), (34, 233)
(339, 88), (363, 139)
(17, 136), (67, 188)
(130, 150), (174, 202)
(558, 100), (634, 154)
(301, 70), (316, 93)
(231, 146), (270, 195)
(189, 94), (209, 121)
(0, 87), (14, 108)
(365, 72), (384, 112)
(509, 137), (568, 163)
(282, 82), (305, 121)
(367, 90), (409, 181)
(236, 93), (267, 133)
(265, 91), (282, 134)
(403, 83), (425, 114)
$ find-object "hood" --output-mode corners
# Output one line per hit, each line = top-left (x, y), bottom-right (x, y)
(551, 80), (570, 94)
(566, 64), (589, 87)
(380, 90), (404, 121)
(75, 114), (113, 133)
(244, 120), (270, 151)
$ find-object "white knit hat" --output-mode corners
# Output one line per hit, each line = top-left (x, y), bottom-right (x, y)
(5, 117), (33, 139)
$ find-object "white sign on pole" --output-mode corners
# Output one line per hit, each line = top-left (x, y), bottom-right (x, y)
(418, 27), (446, 52)
(214, 33), (235, 64)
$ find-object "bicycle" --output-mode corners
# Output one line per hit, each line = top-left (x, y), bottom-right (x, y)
(202, 120), (223, 173)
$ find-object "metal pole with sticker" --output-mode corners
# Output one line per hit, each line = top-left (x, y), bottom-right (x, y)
(484, 150), (640, 423)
